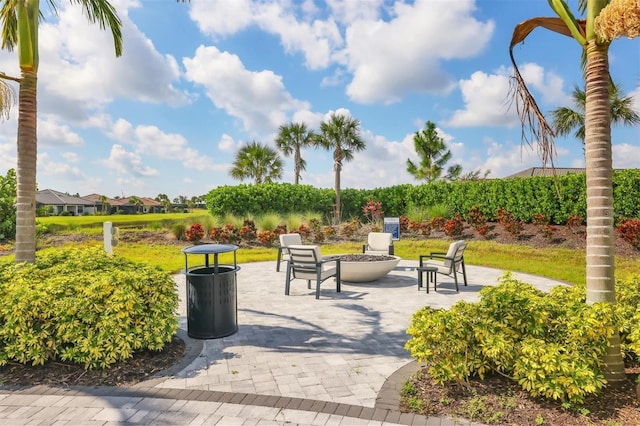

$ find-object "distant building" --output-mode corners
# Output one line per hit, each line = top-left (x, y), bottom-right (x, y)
(36, 189), (97, 215)
(506, 167), (586, 178)
(83, 194), (163, 214)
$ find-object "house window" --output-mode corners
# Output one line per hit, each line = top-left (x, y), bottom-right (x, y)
(78, 206), (84, 215)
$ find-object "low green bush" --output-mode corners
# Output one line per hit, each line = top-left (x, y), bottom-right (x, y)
(405, 274), (617, 403)
(0, 247), (178, 369)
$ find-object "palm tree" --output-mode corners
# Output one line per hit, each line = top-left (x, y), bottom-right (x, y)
(551, 81), (640, 152)
(98, 194), (110, 214)
(230, 141), (283, 185)
(128, 196), (143, 214)
(0, 0), (123, 263)
(509, 0), (639, 382)
(275, 122), (316, 184)
(315, 112), (366, 223)
(406, 121), (462, 183)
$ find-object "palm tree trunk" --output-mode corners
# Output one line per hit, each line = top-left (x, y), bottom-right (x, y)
(14, 70), (37, 263)
(334, 162), (341, 224)
(294, 149), (301, 185)
(584, 40), (625, 382)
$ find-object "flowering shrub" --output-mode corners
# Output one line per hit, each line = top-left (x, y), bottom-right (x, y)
(296, 223), (312, 238)
(532, 213), (554, 239)
(362, 199), (384, 224)
(466, 205), (487, 229)
(616, 219), (640, 249)
(340, 219), (360, 238)
(210, 224), (239, 244)
(185, 223), (205, 242)
(476, 224), (489, 236)
(239, 225), (256, 241)
(399, 216), (411, 233)
(497, 208), (523, 237)
(323, 225), (337, 238)
(566, 214), (585, 233)
(430, 217), (445, 232)
(257, 230), (277, 246)
(443, 214), (464, 237)
(273, 224), (287, 235)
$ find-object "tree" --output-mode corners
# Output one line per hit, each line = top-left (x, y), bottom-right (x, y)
(509, 0), (639, 382)
(155, 193), (171, 212)
(128, 196), (143, 214)
(406, 121), (462, 183)
(0, 0), (123, 263)
(551, 81), (640, 152)
(315, 112), (366, 223)
(275, 122), (316, 184)
(0, 168), (17, 240)
(98, 194), (110, 214)
(230, 141), (283, 185)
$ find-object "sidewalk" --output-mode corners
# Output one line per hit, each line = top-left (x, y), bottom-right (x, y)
(0, 260), (565, 425)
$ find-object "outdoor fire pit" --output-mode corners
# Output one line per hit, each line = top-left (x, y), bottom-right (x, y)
(337, 254), (402, 282)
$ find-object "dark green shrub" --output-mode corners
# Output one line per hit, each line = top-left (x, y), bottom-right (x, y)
(0, 247), (179, 369)
(405, 274), (614, 403)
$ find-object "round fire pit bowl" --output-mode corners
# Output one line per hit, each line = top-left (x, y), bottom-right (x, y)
(336, 254), (402, 283)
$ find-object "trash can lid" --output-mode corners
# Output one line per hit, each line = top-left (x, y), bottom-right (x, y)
(182, 244), (239, 255)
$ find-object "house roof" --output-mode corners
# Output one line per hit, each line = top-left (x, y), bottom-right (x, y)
(81, 194), (163, 207)
(506, 167), (586, 178)
(36, 189), (96, 206)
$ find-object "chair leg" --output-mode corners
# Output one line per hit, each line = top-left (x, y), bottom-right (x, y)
(452, 269), (459, 292)
(276, 247), (283, 272)
(462, 261), (468, 286)
(336, 262), (341, 293)
(315, 270), (321, 299)
(284, 262), (292, 295)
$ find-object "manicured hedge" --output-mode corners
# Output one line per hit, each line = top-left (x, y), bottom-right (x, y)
(205, 169), (640, 224)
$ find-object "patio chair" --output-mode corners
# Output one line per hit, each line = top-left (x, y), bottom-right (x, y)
(362, 232), (394, 255)
(276, 233), (302, 271)
(284, 244), (341, 299)
(419, 240), (468, 291)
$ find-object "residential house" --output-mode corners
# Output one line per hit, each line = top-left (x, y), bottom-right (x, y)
(83, 194), (163, 214)
(36, 189), (97, 215)
(506, 167), (586, 178)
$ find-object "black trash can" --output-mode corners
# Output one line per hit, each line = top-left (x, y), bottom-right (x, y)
(182, 244), (240, 339)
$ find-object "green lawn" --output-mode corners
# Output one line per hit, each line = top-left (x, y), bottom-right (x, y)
(36, 210), (211, 229)
(16, 238), (637, 286)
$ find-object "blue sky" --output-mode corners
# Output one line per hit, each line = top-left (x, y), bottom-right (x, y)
(0, 0), (638, 201)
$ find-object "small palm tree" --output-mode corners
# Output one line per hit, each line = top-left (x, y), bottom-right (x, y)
(230, 141), (283, 185)
(551, 81), (640, 152)
(98, 194), (110, 214)
(315, 112), (366, 223)
(275, 122), (316, 184)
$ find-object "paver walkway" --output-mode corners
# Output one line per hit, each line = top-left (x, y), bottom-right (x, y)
(0, 260), (566, 425)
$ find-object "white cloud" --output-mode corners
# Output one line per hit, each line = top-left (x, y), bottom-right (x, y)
(218, 134), (239, 153)
(38, 117), (84, 147)
(184, 45), (310, 135)
(38, 152), (87, 181)
(613, 143), (640, 168)
(0, 144), (16, 173)
(189, 0), (342, 69)
(342, 0), (494, 104)
(445, 70), (517, 127)
(36, 1), (189, 124)
(62, 152), (80, 163)
(103, 144), (159, 177)
(519, 63), (568, 105)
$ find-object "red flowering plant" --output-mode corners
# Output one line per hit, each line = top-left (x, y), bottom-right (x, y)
(362, 199), (384, 224)
(185, 223), (205, 242)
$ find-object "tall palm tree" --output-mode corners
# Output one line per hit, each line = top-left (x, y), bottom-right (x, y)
(315, 112), (366, 223)
(275, 122), (315, 184)
(551, 81), (640, 151)
(230, 141), (283, 185)
(509, 0), (638, 382)
(406, 121), (462, 183)
(0, 0), (123, 263)
(98, 194), (110, 214)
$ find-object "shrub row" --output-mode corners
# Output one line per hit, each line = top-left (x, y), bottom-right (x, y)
(0, 247), (179, 369)
(405, 274), (640, 403)
(205, 170), (640, 224)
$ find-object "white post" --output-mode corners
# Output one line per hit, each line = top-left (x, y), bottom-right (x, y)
(103, 222), (118, 254)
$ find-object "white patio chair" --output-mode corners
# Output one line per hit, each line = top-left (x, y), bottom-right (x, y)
(418, 240), (468, 291)
(362, 232), (394, 255)
(284, 244), (341, 299)
(276, 233), (302, 271)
